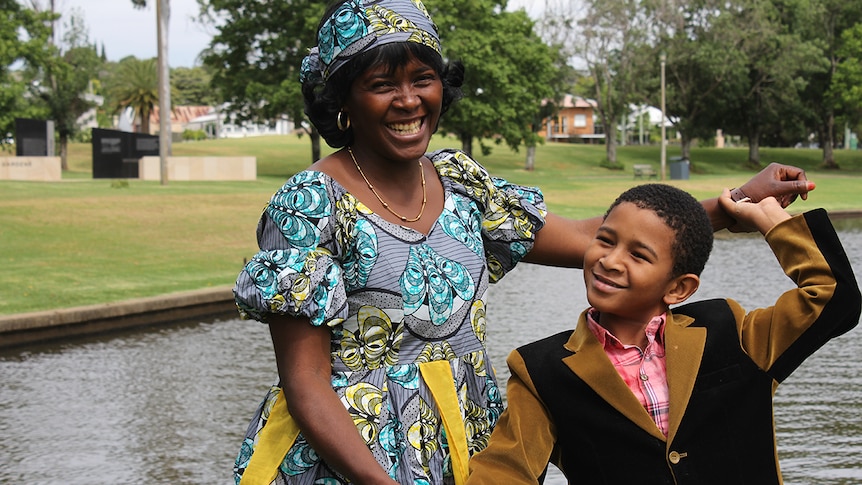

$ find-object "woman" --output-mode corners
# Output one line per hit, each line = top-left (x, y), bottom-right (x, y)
(232, 1), (813, 484)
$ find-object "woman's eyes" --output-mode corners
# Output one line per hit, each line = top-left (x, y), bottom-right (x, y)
(369, 74), (436, 90)
(415, 73), (437, 84)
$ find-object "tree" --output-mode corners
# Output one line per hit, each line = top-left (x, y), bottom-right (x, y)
(832, 24), (862, 132)
(199, 0), (559, 165)
(171, 65), (216, 106)
(24, 3), (102, 170)
(710, 0), (823, 167)
(0, 0), (54, 148)
(430, 0), (560, 160)
(796, 0), (862, 169)
(34, 45), (102, 169)
(199, 0), (326, 165)
(644, 0), (749, 162)
(541, 0), (651, 167)
(109, 57), (159, 133)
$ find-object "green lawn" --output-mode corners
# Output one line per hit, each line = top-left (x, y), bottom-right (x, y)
(2, 135), (861, 315)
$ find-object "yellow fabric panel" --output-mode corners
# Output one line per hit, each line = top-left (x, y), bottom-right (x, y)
(420, 360), (470, 485)
(240, 390), (301, 485)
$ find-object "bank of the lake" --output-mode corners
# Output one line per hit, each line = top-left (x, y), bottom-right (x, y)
(3, 135), (862, 316)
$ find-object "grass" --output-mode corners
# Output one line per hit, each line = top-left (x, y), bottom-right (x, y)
(2, 135), (861, 315)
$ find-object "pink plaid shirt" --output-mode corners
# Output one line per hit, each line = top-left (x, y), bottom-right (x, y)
(586, 308), (670, 436)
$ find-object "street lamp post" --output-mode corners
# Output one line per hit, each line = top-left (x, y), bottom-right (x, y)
(660, 52), (666, 181)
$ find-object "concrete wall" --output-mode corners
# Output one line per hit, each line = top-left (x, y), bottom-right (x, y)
(0, 286), (237, 350)
(139, 156), (256, 181)
(0, 157), (61, 181)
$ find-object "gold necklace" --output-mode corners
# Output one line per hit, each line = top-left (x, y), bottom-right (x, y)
(348, 147), (427, 222)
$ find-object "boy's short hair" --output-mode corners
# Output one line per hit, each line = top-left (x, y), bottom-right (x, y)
(605, 183), (713, 277)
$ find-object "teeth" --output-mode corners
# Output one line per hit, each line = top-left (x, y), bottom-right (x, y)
(596, 274), (622, 288)
(389, 120), (421, 134)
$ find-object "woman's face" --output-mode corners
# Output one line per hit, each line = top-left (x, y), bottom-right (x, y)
(344, 53), (443, 164)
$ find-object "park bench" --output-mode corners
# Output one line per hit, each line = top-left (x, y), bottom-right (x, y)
(633, 164), (658, 179)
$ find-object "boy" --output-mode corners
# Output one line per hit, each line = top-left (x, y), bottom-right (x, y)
(466, 184), (860, 485)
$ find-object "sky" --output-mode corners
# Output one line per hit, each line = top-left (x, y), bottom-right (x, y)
(58, 0), (213, 67)
(56, 0), (540, 69)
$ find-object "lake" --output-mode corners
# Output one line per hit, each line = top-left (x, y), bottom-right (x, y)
(1, 221), (860, 484)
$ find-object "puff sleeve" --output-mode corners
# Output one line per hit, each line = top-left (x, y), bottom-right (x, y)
(233, 171), (348, 326)
(432, 149), (547, 282)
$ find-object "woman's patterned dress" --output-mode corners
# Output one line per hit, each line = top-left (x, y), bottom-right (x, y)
(232, 149), (546, 485)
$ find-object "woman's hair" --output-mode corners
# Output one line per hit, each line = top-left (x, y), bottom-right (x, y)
(604, 183), (714, 277)
(302, 41), (464, 148)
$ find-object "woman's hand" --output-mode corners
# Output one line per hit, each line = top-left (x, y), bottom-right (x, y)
(734, 162), (815, 208)
(719, 163), (814, 232)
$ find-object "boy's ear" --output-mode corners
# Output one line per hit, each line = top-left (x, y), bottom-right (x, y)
(664, 273), (700, 306)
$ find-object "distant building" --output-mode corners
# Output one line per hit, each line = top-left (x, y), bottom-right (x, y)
(151, 106), (212, 134)
(76, 92), (103, 132)
(114, 105), (293, 139)
(183, 106), (293, 139)
(539, 94), (605, 144)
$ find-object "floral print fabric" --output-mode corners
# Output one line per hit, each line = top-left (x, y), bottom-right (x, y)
(233, 149), (546, 484)
(301, 0), (441, 84)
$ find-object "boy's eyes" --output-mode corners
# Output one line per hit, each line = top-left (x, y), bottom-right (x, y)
(596, 236), (651, 262)
(595, 235), (613, 245)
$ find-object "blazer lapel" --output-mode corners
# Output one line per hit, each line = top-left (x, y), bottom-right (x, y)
(664, 311), (706, 444)
(561, 312), (666, 441)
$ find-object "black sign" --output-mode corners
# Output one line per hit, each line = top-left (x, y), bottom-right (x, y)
(91, 128), (159, 178)
(15, 118), (54, 156)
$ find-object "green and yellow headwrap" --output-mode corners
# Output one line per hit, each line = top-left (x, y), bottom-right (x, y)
(300, 0), (441, 84)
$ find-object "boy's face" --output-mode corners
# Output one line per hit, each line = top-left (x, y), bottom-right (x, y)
(583, 202), (681, 323)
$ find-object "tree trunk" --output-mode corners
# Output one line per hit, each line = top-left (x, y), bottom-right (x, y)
(59, 134), (68, 171)
(821, 112), (838, 169)
(460, 133), (473, 157)
(747, 131), (760, 167)
(139, 110), (151, 134)
(619, 113), (626, 146)
(605, 128), (617, 165)
(524, 145), (536, 171)
(680, 132), (692, 161)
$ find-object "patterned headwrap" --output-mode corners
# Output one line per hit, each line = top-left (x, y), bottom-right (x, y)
(300, 0), (441, 85)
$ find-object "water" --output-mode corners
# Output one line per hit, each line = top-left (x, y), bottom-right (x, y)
(2, 225), (861, 485)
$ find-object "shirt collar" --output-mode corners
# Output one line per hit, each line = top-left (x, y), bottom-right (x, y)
(586, 308), (667, 349)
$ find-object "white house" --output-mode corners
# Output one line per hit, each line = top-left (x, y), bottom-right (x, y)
(185, 105), (293, 139)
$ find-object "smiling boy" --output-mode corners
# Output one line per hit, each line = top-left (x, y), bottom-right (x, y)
(466, 184), (860, 485)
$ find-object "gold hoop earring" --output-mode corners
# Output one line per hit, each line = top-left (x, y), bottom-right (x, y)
(336, 111), (351, 131)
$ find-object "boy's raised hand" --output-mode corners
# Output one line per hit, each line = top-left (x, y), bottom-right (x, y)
(719, 188), (792, 235)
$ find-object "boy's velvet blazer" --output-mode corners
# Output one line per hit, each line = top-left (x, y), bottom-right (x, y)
(467, 210), (860, 485)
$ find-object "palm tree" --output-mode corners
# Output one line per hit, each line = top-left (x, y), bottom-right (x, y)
(110, 57), (158, 133)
